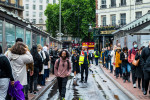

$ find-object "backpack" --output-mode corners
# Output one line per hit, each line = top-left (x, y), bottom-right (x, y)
(57, 58), (70, 71)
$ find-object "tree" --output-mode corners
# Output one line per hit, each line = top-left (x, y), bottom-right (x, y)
(45, 0), (95, 41)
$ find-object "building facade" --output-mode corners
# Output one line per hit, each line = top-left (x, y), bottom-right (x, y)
(0, 0), (24, 18)
(23, 0), (58, 31)
(96, 0), (150, 27)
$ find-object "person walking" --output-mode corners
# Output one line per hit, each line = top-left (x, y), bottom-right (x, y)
(115, 47), (122, 79)
(71, 52), (80, 81)
(110, 45), (117, 74)
(7, 42), (33, 99)
(0, 45), (14, 100)
(135, 46), (145, 91)
(141, 41), (150, 95)
(79, 46), (89, 83)
(94, 49), (100, 66)
(105, 46), (111, 70)
(88, 51), (94, 64)
(120, 47), (131, 83)
(128, 41), (139, 88)
(54, 50), (71, 100)
(101, 48), (105, 67)
(30, 45), (43, 94)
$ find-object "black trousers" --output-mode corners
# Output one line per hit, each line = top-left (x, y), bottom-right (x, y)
(57, 77), (68, 97)
(89, 58), (93, 64)
(81, 64), (88, 81)
(143, 70), (150, 92)
(131, 65), (137, 84)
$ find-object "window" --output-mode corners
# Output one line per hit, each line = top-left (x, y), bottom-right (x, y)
(136, 12), (142, 19)
(39, 5), (43, 10)
(33, 0), (36, 3)
(39, 19), (43, 24)
(16, 26), (24, 42)
(32, 19), (36, 24)
(111, 0), (116, 7)
(53, 0), (56, 4)
(121, 0), (126, 6)
(26, 4), (29, 9)
(26, 31), (31, 49)
(26, 18), (29, 21)
(26, 11), (29, 16)
(26, 0), (29, 2)
(120, 13), (126, 25)
(0, 20), (3, 46)
(39, 0), (42, 3)
(111, 15), (116, 26)
(5, 22), (15, 48)
(39, 12), (43, 17)
(33, 5), (36, 10)
(33, 12), (36, 17)
(39, 26), (43, 29)
(102, 16), (106, 26)
(15, 0), (18, 7)
(136, 0), (142, 2)
(101, 0), (106, 8)
(46, 0), (49, 3)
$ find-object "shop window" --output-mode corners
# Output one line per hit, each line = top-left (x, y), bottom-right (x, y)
(26, 31), (31, 49)
(0, 20), (3, 46)
(16, 26), (24, 42)
(5, 22), (15, 48)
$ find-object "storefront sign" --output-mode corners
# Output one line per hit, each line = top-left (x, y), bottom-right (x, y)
(101, 30), (115, 34)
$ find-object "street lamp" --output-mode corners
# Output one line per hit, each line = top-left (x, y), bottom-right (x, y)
(88, 23), (93, 42)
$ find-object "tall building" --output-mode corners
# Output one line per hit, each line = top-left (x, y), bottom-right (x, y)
(0, 0), (24, 18)
(96, 0), (150, 27)
(23, 0), (58, 31)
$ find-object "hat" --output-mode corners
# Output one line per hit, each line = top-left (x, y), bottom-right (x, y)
(116, 47), (121, 50)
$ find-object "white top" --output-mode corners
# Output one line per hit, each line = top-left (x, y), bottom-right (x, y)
(7, 51), (33, 85)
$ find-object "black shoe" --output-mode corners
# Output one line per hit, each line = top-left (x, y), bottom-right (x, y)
(34, 91), (37, 94)
(128, 78), (131, 83)
(84, 81), (87, 83)
(30, 91), (33, 93)
(143, 91), (147, 95)
(25, 94), (28, 100)
(79, 80), (83, 83)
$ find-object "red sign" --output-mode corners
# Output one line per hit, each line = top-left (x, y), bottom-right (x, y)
(82, 42), (95, 50)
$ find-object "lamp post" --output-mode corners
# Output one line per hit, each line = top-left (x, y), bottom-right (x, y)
(88, 23), (93, 42)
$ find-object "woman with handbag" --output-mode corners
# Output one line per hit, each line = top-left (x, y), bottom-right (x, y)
(135, 46), (145, 91)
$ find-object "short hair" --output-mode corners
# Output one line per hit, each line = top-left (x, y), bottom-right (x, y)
(123, 47), (128, 52)
(133, 41), (137, 45)
(59, 50), (70, 58)
(16, 38), (23, 43)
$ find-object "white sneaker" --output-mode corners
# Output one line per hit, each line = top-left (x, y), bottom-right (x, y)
(46, 79), (51, 81)
(37, 86), (42, 89)
(133, 84), (136, 88)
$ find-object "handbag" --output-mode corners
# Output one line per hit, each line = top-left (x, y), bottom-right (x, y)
(132, 59), (139, 66)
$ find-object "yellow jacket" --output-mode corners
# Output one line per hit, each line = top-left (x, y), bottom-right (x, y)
(115, 52), (122, 68)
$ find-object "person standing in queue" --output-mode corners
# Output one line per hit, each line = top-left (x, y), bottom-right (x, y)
(88, 51), (94, 64)
(79, 46), (89, 83)
(54, 50), (71, 100)
(94, 49), (99, 66)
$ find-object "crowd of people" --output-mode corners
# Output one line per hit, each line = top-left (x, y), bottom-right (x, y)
(101, 41), (150, 95)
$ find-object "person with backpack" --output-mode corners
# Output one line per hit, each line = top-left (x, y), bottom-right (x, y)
(0, 45), (14, 100)
(94, 49), (100, 66)
(54, 50), (71, 100)
(128, 41), (139, 88)
(141, 41), (150, 95)
(43, 46), (50, 81)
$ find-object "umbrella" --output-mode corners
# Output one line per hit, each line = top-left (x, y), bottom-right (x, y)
(8, 81), (25, 100)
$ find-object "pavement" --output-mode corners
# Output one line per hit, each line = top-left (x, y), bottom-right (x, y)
(28, 74), (56, 100)
(100, 63), (150, 100)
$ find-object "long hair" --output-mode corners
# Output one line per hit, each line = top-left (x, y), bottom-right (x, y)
(31, 45), (40, 60)
(59, 50), (70, 58)
(10, 42), (26, 55)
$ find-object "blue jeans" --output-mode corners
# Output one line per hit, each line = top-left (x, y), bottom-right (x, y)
(116, 67), (122, 77)
(122, 64), (131, 74)
(106, 60), (111, 69)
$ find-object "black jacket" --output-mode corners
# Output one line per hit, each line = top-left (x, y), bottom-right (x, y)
(33, 53), (43, 73)
(135, 52), (143, 78)
(120, 52), (128, 67)
(71, 55), (79, 65)
(141, 46), (150, 71)
(0, 55), (14, 81)
(88, 53), (93, 59)
(43, 51), (50, 65)
(51, 50), (59, 62)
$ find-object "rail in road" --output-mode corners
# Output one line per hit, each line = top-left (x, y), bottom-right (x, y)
(39, 64), (131, 100)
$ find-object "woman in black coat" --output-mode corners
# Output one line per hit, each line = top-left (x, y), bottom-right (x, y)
(135, 46), (145, 90)
(71, 52), (80, 80)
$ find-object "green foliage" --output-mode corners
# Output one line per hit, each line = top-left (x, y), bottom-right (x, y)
(45, 0), (95, 41)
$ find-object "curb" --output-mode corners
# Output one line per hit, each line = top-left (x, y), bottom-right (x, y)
(100, 65), (138, 100)
(31, 77), (57, 100)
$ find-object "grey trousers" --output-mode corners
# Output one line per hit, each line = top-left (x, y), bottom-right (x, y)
(0, 78), (9, 100)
